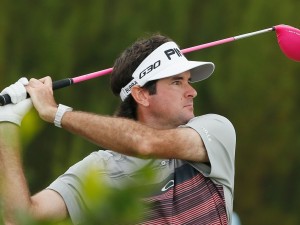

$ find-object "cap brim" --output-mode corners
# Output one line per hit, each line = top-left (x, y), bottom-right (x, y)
(147, 60), (215, 83)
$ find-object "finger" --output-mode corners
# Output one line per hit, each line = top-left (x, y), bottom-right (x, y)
(14, 81), (27, 103)
(26, 78), (42, 94)
(3, 82), (27, 104)
(40, 76), (53, 87)
(18, 77), (29, 86)
(28, 78), (41, 87)
(5, 85), (17, 103)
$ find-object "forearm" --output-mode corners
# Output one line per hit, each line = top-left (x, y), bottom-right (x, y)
(60, 111), (207, 161)
(0, 123), (32, 223)
(61, 111), (149, 156)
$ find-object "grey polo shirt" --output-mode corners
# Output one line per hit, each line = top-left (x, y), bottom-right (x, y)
(47, 114), (236, 224)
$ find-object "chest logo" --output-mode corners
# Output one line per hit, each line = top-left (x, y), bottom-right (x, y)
(161, 179), (174, 192)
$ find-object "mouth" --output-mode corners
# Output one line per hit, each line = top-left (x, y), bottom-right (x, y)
(184, 104), (194, 110)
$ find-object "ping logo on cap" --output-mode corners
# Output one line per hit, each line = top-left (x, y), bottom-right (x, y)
(164, 48), (183, 60)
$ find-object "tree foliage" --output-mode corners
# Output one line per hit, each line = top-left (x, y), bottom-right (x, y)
(1, 0), (300, 224)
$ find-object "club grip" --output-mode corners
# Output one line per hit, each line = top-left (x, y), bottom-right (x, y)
(0, 78), (73, 106)
(0, 94), (11, 106)
(52, 78), (73, 90)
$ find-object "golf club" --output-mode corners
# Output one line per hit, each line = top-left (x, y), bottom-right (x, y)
(1, 24), (299, 106)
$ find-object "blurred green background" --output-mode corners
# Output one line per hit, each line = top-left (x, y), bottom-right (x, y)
(1, 0), (300, 224)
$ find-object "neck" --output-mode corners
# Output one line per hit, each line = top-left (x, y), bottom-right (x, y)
(137, 108), (179, 130)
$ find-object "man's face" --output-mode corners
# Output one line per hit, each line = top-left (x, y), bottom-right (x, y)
(147, 71), (197, 128)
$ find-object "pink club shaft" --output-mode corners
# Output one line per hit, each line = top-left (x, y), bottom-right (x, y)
(71, 27), (274, 83)
(3, 24), (300, 106)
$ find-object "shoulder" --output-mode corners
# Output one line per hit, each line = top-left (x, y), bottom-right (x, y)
(188, 114), (234, 126)
(183, 114), (235, 139)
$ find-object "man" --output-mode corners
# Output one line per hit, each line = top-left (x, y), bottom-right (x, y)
(0, 34), (236, 224)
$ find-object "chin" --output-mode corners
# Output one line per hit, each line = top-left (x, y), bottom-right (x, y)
(181, 115), (195, 125)
(187, 113), (195, 120)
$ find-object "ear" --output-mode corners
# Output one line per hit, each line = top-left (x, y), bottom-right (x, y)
(131, 86), (150, 106)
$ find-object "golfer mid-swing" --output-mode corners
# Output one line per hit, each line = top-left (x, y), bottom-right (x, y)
(0, 34), (236, 224)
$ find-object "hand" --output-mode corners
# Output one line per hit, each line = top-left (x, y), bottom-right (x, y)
(0, 78), (32, 126)
(0, 99), (32, 126)
(1, 77), (29, 104)
(26, 77), (58, 123)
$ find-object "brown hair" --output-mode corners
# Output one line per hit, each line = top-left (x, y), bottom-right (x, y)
(110, 34), (172, 120)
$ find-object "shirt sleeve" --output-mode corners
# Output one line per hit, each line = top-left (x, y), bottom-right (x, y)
(181, 114), (236, 190)
(46, 150), (115, 225)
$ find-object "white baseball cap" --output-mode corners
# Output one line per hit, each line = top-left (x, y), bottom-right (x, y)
(120, 41), (215, 101)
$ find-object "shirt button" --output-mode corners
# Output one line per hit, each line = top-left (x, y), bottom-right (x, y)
(161, 161), (166, 166)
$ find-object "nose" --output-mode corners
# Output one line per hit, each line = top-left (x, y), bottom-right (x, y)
(185, 83), (197, 98)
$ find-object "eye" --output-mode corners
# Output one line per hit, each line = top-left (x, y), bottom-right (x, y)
(172, 80), (182, 85)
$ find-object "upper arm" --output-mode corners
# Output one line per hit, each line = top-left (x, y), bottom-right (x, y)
(143, 127), (208, 162)
(30, 189), (68, 222)
(141, 115), (235, 164)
